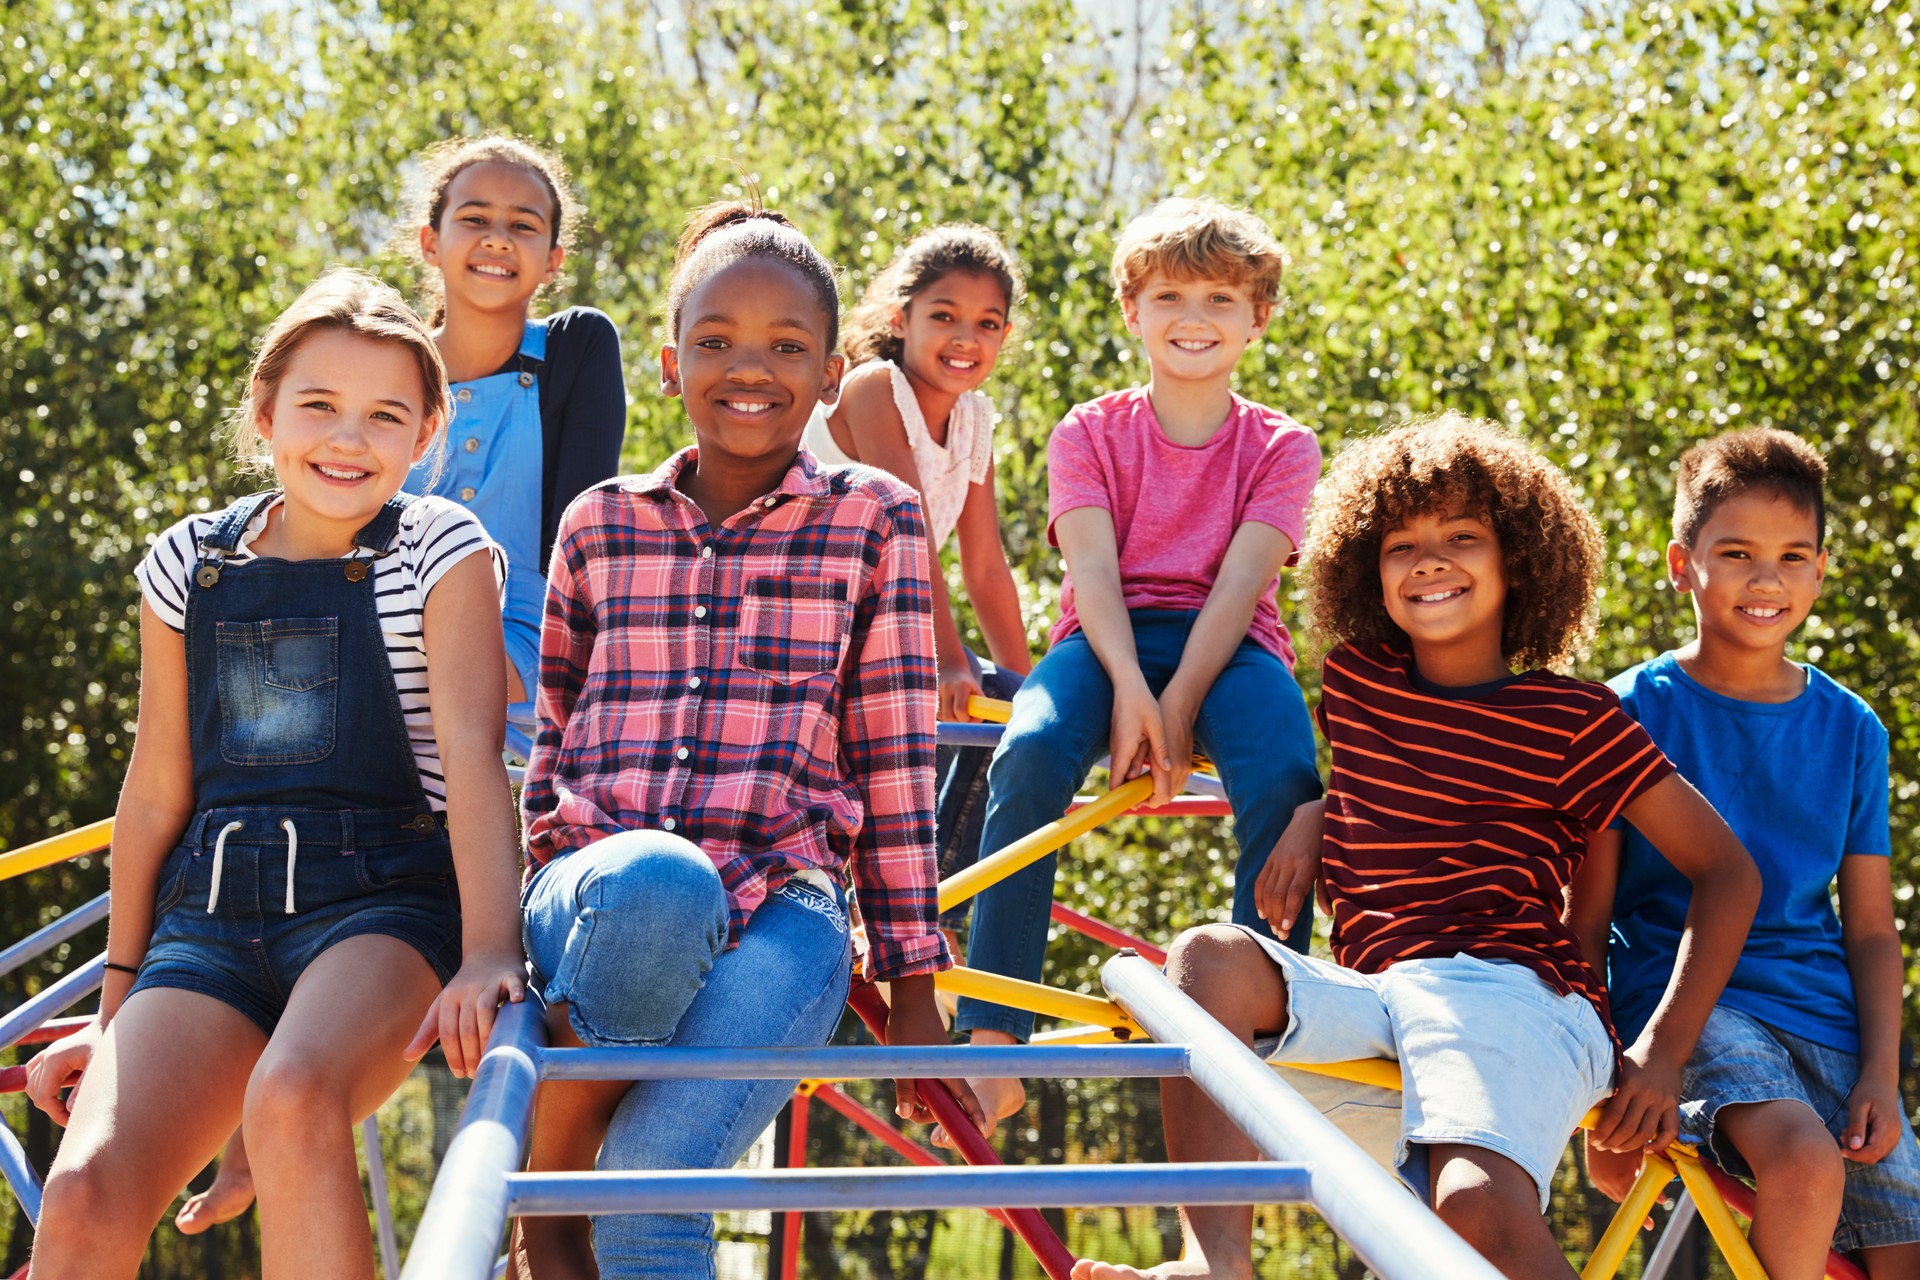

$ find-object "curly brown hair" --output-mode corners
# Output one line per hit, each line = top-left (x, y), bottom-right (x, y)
(1673, 427), (1826, 547)
(1302, 413), (1603, 671)
(843, 223), (1024, 367)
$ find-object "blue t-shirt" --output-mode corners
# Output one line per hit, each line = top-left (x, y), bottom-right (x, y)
(1605, 652), (1890, 1053)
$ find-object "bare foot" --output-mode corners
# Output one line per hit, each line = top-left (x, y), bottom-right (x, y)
(509, 1214), (599, 1280)
(932, 1073), (1026, 1149)
(175, 1159), (255, 1235)
(1070, 1258), (1240, 1279)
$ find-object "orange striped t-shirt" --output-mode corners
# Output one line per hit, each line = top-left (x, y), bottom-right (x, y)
(1317, 643), (1673, 1039)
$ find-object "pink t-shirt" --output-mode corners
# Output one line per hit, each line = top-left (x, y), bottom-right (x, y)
(1046, 387), (1321, 667)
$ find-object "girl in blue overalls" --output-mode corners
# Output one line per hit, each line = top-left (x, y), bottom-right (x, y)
(25, 270), (527, 1280)
(172, 135), (627, 1236)
(406, 134), (626, 731)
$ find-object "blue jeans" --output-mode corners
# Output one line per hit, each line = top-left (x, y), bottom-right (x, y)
(522, 830), (852, 1279)
(956, 611), (1322, 1041)
(935, 649), (1026, 930)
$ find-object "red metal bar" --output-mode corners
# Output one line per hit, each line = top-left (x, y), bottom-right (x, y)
(1048, 903), (1167, 965)
(846, 982), (1078, 1280)
(14, 1016), (90, 1047)
(812, 1083), (1017, 1228)
(779, 1092), (807, 1280)
(0, 1066), (23, 1095)
(1697, 1159), (1867, 1280)
(1066, 795), (1232, 819)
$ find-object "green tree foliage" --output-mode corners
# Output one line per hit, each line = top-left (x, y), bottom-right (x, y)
(2, 0), (1914, 1274)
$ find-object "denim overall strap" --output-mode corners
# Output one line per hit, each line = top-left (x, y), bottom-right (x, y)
(182, 494), (432, 817)
(404, 320), (545, 705)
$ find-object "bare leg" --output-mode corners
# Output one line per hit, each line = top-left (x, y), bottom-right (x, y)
(1859, 1241), (1920, 1279)
(176, 1128), (255, 1234)
(507, 1001), (626, 1280)
(1071, 925), (1287, 1280)
(244, 935), (442, 1280)
(32, 989), (268, 1280)
(1716, 1101), (1845, 1280)
(1426, 1144), (1577, 1279)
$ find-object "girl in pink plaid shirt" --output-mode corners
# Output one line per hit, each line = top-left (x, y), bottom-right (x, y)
(512, 203), (985, 1280)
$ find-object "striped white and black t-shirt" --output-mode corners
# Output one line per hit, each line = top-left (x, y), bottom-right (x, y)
(137, 494), (503, 810)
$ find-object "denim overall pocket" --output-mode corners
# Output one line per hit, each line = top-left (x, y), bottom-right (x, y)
(737, 576), (851, 684)
(216, 617), (340, 765)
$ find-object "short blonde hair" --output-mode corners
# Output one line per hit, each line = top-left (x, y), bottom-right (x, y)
(230, 268), (450, 484)
(1110, 197), (1289, 303)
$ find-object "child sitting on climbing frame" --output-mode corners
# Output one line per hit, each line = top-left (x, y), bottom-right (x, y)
(1574, 428), (1920, 1280)
(1073, 415), (1760, 1280)
(953, 197), (1325, 1135)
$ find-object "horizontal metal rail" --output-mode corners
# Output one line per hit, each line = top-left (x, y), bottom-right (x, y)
(536, 1043), (1186, 1082)
(1102, 952), (1504, 1280)
(0, 956), (104, 1053)
(0, 819), (112, 884)
(0, 1124), (43, 1225)
(0, 895), (109, 983)
(506, 1162), (1312, 1216)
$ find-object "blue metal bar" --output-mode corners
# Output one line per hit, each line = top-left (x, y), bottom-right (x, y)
(536, 1043), (1188, 1082)
(507, 1162), (1311, 1216)
(0, 894), (109, 983)
(400, 996), (547, 1280)
(0, 1119), (43, 1225)
(0, 954), (104, 1052)
(1101, 953), (1504, 1280)
(362, 1115), (401, 1280)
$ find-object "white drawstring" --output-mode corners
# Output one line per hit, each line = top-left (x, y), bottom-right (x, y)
(280, 818), (299, 913)
(207, 820), (243, 913)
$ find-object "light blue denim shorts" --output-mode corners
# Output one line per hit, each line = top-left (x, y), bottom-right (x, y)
(1682, 1004), (1920, 1252)
(1239, 929), (1614, 1211)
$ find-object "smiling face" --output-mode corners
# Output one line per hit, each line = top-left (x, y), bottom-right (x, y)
(1669, 489), (1826, 658)
(420, 161), (562, 316)
(256, 328), (439, 541)
(1121, 272), (1270, 385)
(661, 256), (844, 470)
(892, 269), (1010, 396)
(1378, 504), (1511, 683)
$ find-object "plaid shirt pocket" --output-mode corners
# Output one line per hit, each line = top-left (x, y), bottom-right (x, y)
(738, 576), (852, 684)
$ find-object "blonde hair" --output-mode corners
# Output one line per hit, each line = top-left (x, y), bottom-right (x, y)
(1110, 197), (1289, 304)
(230, 268), (450, 485)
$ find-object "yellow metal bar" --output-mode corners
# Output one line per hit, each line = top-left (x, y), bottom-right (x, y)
(966, 696), (1012, 723)
(937, 776), (1154, 912)
(1580, 1152), (1677, 1280)
(0, 818), (113, 883)
(934, 966), (1142, 1038)
(1030, 1024), (1130, 1046)
(1673, 1152), (1770, 1280)
(1274, 1058), (1404, 1091)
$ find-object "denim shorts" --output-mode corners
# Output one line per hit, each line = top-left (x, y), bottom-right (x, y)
(1682, 1004), (1920, 1252)
(128, 805), (464, 1037)
(1240, 929), (1614, 1211)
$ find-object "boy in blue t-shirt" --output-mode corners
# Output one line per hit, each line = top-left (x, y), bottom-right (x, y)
(1572, 428), (1919, 1279)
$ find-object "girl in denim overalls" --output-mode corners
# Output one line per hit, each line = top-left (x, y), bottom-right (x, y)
(26, 270), (527, 1280)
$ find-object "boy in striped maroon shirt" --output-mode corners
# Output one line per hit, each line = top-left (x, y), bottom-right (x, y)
(1074, 415), (1759, 1280)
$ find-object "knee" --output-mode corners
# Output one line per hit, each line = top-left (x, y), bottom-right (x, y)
(577, 831), (725, 938)
(1431, 1162), (1534, 1258)
(1164, 925), (1282, 1021)
(37, 1160), (121, 1253)
(1746, 1115), (1846, 1202)
(244, 1056), (348, 1142)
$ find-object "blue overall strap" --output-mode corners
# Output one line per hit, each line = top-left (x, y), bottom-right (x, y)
(198, 491), (281, 556)
(352, 494), (414, 555)
(514, 319), (548, 377)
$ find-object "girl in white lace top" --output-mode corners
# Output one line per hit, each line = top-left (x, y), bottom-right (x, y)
(803, 225), (1031, 722)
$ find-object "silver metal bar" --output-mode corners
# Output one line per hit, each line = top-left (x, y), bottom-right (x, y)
(536, 1043), (1188, 1082)
(0, 894), (110, 983)
(1641, 1189), (1698, 1280)
(0, 954), (104, 1052)
(1101, 952), (1504, 1280)
(506, 1162), (1312, 1216)
(400, 996), (547, 1280)
(0, 1119), (44, 1224)
(363, 1114), (401, 1279)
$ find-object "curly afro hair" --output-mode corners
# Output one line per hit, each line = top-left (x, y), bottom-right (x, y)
(1303, 413), (1604, 672)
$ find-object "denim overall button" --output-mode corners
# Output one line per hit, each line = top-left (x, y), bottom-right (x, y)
(408, 813), (438, 834)
(464, 437), (480, 453)
(518, 372), (535, 388)
(343, 561), (368, 583)
(456, 388), (472, 403)
(196, 564), (222, 588)
(460, 487), (477, 502)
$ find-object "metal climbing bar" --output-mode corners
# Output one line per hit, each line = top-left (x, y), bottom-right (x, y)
(1100, 951), (1507, 1280)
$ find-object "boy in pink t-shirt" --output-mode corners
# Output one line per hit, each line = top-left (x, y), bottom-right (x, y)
(953, 198), (1324, 1133)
